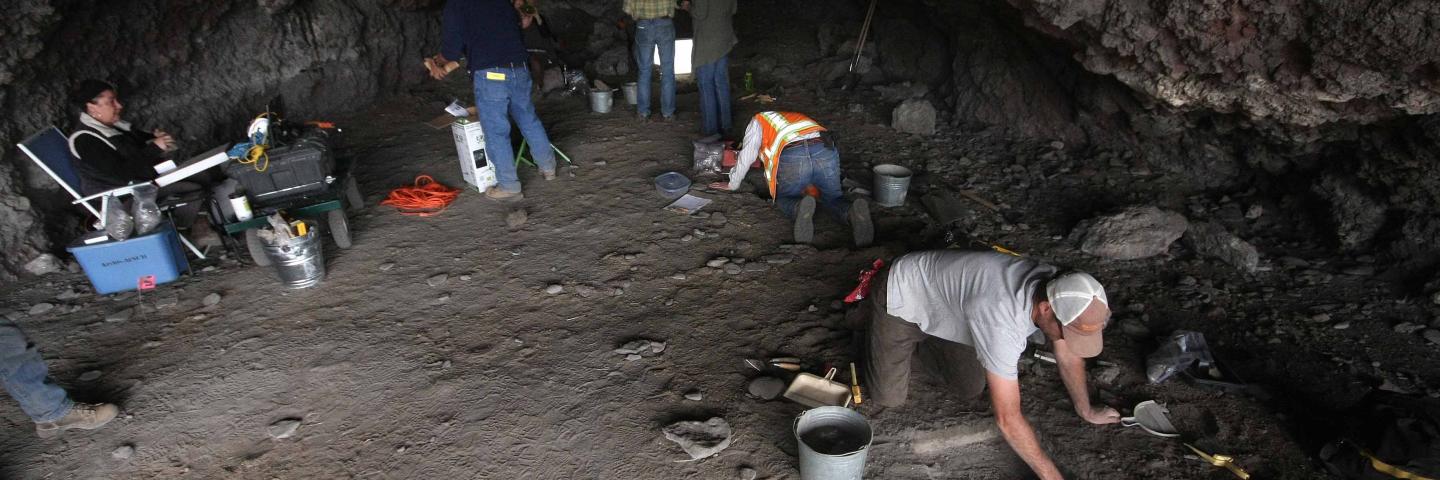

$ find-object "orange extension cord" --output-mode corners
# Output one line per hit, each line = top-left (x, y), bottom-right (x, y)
(380, 175), (460, 217)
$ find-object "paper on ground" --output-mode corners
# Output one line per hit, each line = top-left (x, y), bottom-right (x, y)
(665, 194), (711, 215)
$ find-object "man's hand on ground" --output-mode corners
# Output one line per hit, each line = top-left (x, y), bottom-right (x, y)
(706, 181), (732, 191)
(1080, 405), (1121, 425)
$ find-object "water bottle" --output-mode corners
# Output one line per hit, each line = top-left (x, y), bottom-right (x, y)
(744, 72), (754, 93)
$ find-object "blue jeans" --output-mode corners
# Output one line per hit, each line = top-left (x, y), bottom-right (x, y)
(0, 321), (72, 423)
(696, 55), (732, 136)
(775, 141), (849, 223)
(634, 18), (676, 117)
(472, 66), (556, 193)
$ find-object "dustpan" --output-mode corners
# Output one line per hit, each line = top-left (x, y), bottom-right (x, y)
(1120, 400), (1181, 438)
(784, 368), (853, 408)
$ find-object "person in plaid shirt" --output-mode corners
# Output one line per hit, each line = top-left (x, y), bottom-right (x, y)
(625, 0), (678, 121)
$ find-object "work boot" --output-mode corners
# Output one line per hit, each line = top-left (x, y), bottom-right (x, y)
(637, 113), (651, 123)
(541, 170), (557, 181)
(35, 402), (118, 438)
(794, 196), (816, 244)
(485, 188), (525, 201)
(850, 198), (874, 247)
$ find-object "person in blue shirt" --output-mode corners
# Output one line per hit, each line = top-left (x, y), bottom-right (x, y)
(429, 0), (558, 201)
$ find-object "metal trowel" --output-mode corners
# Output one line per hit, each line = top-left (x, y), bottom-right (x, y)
(1120, 400), (1181, 438)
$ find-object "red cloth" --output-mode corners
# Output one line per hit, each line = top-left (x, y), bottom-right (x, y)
(844, 258), (886, 303)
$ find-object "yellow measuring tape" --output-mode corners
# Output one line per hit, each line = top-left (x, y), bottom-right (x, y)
(1359, 448), (1435, 480)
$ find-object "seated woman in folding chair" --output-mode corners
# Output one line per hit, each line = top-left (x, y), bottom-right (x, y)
(67, 79), (219, 246)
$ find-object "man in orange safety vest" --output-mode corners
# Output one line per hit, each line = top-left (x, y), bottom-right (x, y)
(707, 111), (873, 246)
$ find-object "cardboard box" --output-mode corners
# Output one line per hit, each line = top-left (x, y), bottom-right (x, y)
(451, 118), (497, 192)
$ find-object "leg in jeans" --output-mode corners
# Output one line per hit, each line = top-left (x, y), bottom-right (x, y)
(774, 150), (815, 219)
(713, 55), (732, 134)
(696, 60), (719, 136)
(0, 321), (72, 423)
(809, 144), (851, 223)
(504, 67), (557, 173)
(474, 67), (522, 192)
(862, 272), (930, 407)
(634, 20), (659, 117)
(654, 19), (677, 117)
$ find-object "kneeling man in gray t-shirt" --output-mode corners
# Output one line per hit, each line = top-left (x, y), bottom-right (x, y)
(863, 250), (1118, 480)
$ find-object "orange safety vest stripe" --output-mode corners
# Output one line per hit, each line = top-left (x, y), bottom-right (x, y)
(755, 112), (826, 201)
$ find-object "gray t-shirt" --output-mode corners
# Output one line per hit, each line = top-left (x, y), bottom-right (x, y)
(884, 250), (1056, 379)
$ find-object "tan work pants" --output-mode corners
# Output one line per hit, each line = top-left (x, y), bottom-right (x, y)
(862, 268), (989, 407)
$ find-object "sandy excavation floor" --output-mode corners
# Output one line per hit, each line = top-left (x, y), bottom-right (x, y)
(2, 74), (1438, 479)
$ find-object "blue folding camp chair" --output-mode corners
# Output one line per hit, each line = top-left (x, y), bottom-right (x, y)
(16, 126), (206, 258)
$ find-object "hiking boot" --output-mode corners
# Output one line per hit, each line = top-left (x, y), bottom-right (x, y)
(662, 115), (676, 122)
(850, 198), (874, 247)
(794, 196), (816, 244)
(637, 113), (651, 123)
(541, 170), (557, 181)
(485, 188), (524, 201)
(35, 402), (118, 438)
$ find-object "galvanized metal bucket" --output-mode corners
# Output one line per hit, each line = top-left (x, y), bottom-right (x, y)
(622, 82), (639, 105)
(590, 89), (615, 113)
(795, 406), (872, 480)
(872, 164), (913, 207)
(261, 220), (325, 289)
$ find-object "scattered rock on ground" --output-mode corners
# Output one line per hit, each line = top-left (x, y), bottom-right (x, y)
(28, 303), (54, 315)
(78, 370), (102, 382)
(545, 284), (564, 295)
(762, 254), (794, 265)
(1075, 206), (1189, 260)
(268, 418), (302, 439)
(748, 376), (786, 400)
(684, 390), (703, 401)
(1424, 329), (1440, 346)
(706, 257), (730, 268)
(56, 288), (83, 300)
(662, 417), (733, 460)
(105, 308), (134, 323)
(1183, 221), (1260, 273)
(738, 466), (758, 480)
(111, 444), (134, 460)
(506, 209), (528, 230)
(428, 274), (449, 287)
(24, 254), (64, 276)
(202, 293), (222, 306)
(1395, 322), (1426, 334)
(614, 339), (666, 358)
(892, 99), (937, 136)
(575, 285), (598, 298)
(379, 262), (396, 271)
(708, 212), (728, 227)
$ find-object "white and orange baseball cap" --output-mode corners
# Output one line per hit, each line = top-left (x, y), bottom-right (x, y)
(1046, 272), (1110, 357)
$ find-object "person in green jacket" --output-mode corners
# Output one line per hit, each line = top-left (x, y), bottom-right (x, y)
(682, 0), (737, 137)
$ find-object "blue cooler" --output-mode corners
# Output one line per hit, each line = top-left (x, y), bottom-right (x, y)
(67, 223), (189, 295)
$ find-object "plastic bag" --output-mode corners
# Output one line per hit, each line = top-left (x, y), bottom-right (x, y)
(564, 68), (588, 95)
(104, 194), (135, 241)
(693, 135), (725, 173)
(1145, 330), (1215, 384)
(131, 183), (162, 235)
